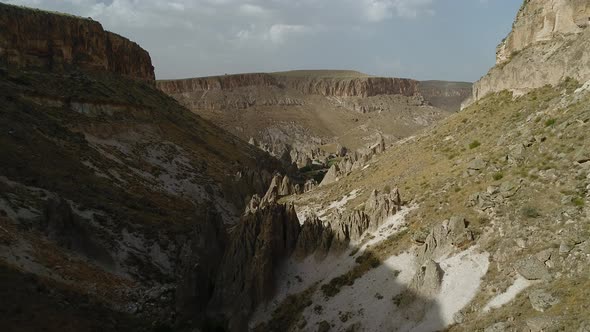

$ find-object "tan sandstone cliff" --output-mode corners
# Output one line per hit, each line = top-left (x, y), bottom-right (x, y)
(465, 0), (590, 107)
(0, 3), (155, 81)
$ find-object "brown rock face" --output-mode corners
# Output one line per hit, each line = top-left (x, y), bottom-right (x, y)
(157, 73), (279, 94)
(0, 4), (154, 82)
(278, 76), (419, 98)
(157, 72), (419, 98)
(209, 201), (301, 331)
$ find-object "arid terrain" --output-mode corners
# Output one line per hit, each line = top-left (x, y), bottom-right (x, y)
(157, 71), (468, 169)
(0, 1), (589, 332)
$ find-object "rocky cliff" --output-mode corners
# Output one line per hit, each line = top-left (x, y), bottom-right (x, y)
(157, 73), (419, 99)
(277, 75), (419, 98)
(0, 3), (155, 81)
(496, 0), (590, 64)
(466, 0), (590, 106)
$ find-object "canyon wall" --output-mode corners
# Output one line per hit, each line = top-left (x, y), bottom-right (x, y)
(0, 3), (155, 81)
(157, 73), (419, 98)
(277, 76), (419, 98)
(465, 0), (590, 107)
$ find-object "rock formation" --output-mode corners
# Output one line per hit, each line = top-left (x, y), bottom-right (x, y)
(294, 214), (335, 259)
(208, 200), (301, 331)
(416, 216), (474, 264)
(496, 0), (590, 64)
(0, 3), (155, 82)
(465, 0), (590, 106)
(276, 75), (419, 98)
(158, 72), (420, 100)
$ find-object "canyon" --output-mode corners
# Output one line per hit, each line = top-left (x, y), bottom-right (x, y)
(158, 71), (468, 169)
(1, 1), (589, 332)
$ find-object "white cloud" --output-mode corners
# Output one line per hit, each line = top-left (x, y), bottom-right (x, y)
(268, 24), (310, 44)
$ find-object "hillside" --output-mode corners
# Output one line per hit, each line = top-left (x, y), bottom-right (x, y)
(0, 3), (286, 331)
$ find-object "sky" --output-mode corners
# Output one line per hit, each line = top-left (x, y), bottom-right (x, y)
(4, 0), (522, 82)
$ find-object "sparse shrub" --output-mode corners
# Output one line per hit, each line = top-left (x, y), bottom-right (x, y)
(383, 185), (391, 193)
(374, 293), (384, 300)
(521, 206), (541, 218)
(313, 305), (323, 315)
(573, 197), (585, 207)
(469, 140), (481, 149)
(493, 172), (504, 181)
(545, 118), (556, 127)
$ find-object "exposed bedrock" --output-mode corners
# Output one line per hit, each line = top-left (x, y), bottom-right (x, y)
(157, 73), (419, 99)
(207, 200), (301, 331)
(0, 3), (155, 82)
(465, 0), (590, 106)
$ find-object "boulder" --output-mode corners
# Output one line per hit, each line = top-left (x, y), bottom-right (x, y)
(320, 164), (340, 186)
(529, 289), (559, 312)
(514, 256), (551, 281)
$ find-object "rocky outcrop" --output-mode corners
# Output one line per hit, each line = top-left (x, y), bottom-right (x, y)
(409, 260), (444, 298)
(320, 135), (387, 187)
(158, 73), (419, 99)
(294, 215), (335, 259)
(416, 216), (474, 264)
(157, 73), (279, 95)
(0, 4), (155, 81)
(320, 164), (340, 186)
(260, 174), (302, 206)
(364, 188), (402, 229)
(496, 0), (590, 64)
(332, 188), (402, 245)
(208, 201), (301, 331)
(465, 0), (590, 106)
(276, 76), (419, 98)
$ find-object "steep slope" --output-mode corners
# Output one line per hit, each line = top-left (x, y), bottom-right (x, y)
(245, 3), (590, 331)
(0, 4), (289, 331)
(157, 71), (454, 168)
(252, 75), (590, 332)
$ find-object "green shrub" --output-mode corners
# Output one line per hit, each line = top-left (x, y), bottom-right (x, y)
(469, 140), (481, 149)
(545, 119), (556, 127)
(493, 172), (504, 181)
(521, 206), (540, 218)
(573, 197), (585, 207)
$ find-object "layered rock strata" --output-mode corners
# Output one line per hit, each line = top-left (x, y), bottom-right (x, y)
(0, 3), (155, 81)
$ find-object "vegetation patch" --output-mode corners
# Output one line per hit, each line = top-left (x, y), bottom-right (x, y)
(469, 140), (481, 149)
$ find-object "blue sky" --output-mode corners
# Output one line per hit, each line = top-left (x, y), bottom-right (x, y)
(5, 0), (521, 82)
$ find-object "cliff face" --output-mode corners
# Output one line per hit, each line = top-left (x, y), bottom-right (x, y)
(496, 0), (590, 64)
(0, 4), (155, 81)
(277, 76), (419, 98)
(157, 73), (419, 98)
(466, 0), (590, 107)
(157, 73), (279, 94)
